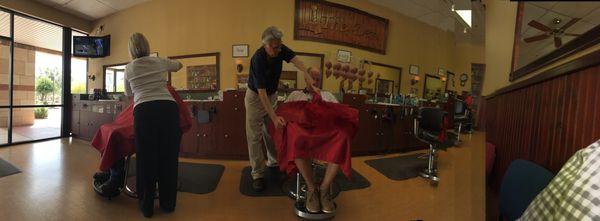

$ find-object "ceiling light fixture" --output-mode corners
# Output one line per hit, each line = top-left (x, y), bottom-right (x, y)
(455, 9), (472, 28)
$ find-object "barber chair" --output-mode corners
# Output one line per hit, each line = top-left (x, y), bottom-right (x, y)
(93, 155), (159, 200)
(122, 155), (160, 199)
(453, 100), (471, 142)
(283, 161), (341, 220)
(414, 107), (448, 184)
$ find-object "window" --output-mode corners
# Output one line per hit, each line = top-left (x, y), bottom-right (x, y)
(104, 64), (125, 93)
(71, 31), (88, 94)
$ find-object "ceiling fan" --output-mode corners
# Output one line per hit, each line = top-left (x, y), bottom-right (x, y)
(523, 17), (581, 48)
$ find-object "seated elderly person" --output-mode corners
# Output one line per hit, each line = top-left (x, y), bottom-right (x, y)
(271, 67), (358, 214)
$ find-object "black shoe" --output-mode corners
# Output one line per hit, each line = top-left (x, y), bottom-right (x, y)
(140, 207), (154, 218)
(93, 172), (110, 183)
(160, 205), (175, 213)
(139, 199), (154, 218)
(252, 178), (266, 192)
(98, 178), (122, 198)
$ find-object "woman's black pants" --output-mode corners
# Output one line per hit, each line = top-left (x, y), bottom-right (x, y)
(134, 100), (181, 211)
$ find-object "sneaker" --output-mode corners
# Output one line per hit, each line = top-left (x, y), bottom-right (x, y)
(252, 178), (266, 192)
(305, 189), (320, 213)
(320, 188), (336, 214)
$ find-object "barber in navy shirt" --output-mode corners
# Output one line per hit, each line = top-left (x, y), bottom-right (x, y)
(245, 26), (319, 192)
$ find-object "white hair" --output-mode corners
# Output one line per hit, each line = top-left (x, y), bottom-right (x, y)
(128, 32), (150, 59)
(261, 26), (283, 45)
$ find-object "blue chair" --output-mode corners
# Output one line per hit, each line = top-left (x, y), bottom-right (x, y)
(499, 159), (554, 221)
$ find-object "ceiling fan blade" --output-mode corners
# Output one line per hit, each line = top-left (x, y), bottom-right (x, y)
(560, 18), (581, 30)
(554, 37), (562, 48)
(528, 20), (552, 32)
(524, 34), (550, 43)
(564, 33), (581, 37)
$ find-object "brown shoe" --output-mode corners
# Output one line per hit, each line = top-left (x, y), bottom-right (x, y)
(305, 189), (320, 213)
(320, 188), (336, 214)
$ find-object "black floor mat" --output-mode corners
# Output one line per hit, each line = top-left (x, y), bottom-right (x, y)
(126, 158), (224, 194)
(177, 162), (225, 194)
(0, 158), (20, 178)
(312, 167), (371, 191)
(239, 166), (287, 197)
(365, 154), (429, 181)
(240, 166), (371, 197)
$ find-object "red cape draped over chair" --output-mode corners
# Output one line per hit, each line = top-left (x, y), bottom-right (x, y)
(270, 93), (359, 179)
(91, 86), (192, 171)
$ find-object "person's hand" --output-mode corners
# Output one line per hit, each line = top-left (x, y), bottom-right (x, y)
(272, 115), (286, 130)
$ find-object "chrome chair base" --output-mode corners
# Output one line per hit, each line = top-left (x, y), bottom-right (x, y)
(294, 201), (337, 220)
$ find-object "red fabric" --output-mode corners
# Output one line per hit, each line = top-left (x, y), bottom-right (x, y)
(91, 85), (192, 171)
(465, 95), (473, 106)
(270, 93), (358, 179)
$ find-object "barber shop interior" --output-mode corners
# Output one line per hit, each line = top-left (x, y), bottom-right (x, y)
(0, 0), (599, 220)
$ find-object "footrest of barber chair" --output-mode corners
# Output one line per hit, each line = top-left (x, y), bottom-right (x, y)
(123, 176), (160, 199)
(283, 177), (341, 201)
(93, 179), (122, 199)
(294, 201), (337, 220)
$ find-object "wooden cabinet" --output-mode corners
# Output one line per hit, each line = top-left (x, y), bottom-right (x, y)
(69, 91), (428, 159)
(217, 100), (247, 158)
(69, 99), (129, 141)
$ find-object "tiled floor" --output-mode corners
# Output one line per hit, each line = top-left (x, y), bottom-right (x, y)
(0, 132), (486, 221)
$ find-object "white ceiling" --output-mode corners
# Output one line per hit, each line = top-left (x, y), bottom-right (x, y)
(33, 0), (149, 21)
(517, 2), (600, 69)
(366, 0), (485, 44)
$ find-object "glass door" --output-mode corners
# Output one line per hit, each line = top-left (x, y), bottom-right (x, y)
(0, 10), (11, 145)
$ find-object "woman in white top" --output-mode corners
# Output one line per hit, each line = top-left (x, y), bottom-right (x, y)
(125, 33), (183, 218)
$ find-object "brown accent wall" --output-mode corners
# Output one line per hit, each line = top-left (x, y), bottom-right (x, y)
(485, 50), (600, 190)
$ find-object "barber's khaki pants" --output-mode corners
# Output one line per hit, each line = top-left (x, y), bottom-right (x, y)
(244, 89), (278, 179)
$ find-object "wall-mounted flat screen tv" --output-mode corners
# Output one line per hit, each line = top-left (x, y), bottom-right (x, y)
(73, 35), (110, 58)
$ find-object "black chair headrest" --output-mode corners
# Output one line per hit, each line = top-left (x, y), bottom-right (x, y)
(454, 101), (467, 114)
(418, 107), (446, 132)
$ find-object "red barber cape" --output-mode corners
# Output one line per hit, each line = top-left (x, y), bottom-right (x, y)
(270, 93), (358, 179)
(91, 86), (192, 171)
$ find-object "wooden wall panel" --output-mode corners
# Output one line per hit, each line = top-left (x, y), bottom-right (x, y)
(486, 61), (600, 190)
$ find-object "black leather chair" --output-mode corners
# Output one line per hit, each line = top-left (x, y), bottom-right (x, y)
(414, 107), (448, 184)
(453, 100), (471, 141)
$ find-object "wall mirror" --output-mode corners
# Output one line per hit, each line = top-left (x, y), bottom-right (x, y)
(375, 79), (394, 97)
(280, 52), (324, 92)
(168, 53), (220, 92)
(510, 2), (600, 81)
(423, 74), (444, 100)
(103, 63), (127, 93)
(364, 61), (402, 95)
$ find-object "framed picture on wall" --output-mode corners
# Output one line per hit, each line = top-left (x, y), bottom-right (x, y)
(438, 68), (446, 77)
(409, 65), (419, 75)
(232, 44), (249, 58)
(337, 50), (352, 63)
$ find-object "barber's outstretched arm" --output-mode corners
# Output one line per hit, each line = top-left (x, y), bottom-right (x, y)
(291, 57), (320, 93)
(257, 88), (286, 129)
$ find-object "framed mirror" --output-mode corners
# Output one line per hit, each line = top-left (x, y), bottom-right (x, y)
(510, 2), (600, 81)
(364, 61), (402, 95)
(280, 52), (324, 92)
(168, 52), (220, 92)
(423, 74), (444, 100)
(375, 79), (394, 97)
(103, 63), (128, 93)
